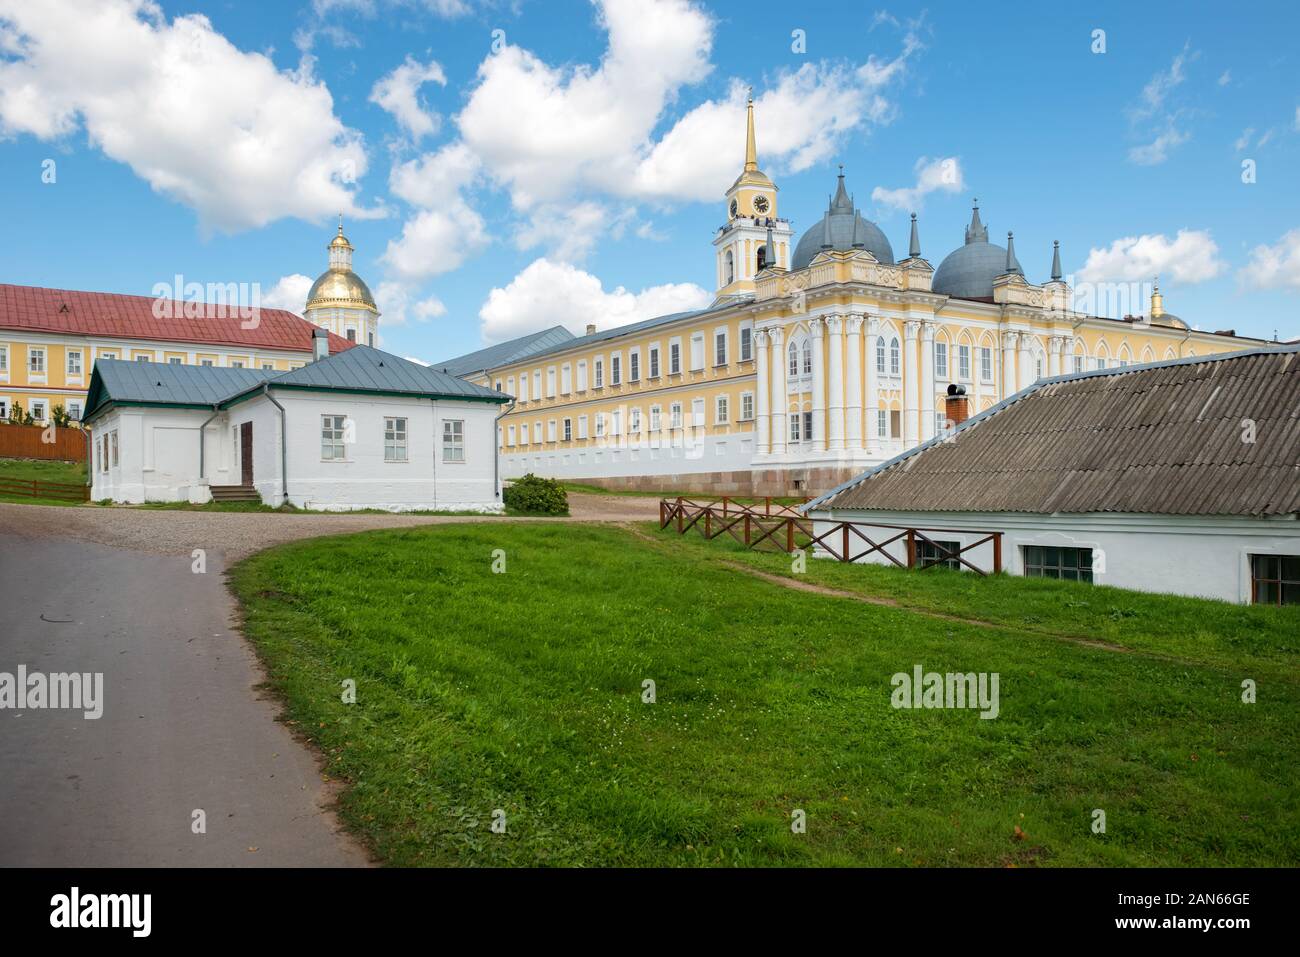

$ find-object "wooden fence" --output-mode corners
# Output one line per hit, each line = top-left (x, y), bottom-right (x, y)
(659, 497), (1003, 575)
(0, 478), (90, 502)
(0, 423), (88, 462)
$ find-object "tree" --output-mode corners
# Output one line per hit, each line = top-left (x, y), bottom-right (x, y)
(8, 401), (23, 425)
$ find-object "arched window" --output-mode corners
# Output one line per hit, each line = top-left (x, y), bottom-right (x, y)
(889, 337), (901, 377)
(876, 336), (887, 374)
(756, 246), (767, 272)
(802, 339), (813, 375)
(788, 341), (799, 377)
(724, 249), (734, 286)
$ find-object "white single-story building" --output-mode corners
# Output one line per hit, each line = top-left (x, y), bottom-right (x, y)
(803, 345), (1300, 605)
(82, 332), (512, 512)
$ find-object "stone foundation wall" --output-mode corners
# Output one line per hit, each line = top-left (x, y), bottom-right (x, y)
(569, 465), (861, 499)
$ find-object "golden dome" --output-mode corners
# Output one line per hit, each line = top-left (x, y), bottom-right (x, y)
(306, 268), (378, 312)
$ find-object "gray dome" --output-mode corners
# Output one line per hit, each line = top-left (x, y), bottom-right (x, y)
(932, 204), (1021, 301)
(791, 172), (894, 270)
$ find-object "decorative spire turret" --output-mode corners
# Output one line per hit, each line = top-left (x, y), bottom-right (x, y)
(909, 212), (921, 258)
(1004, 231), (1023, 275)
(831, 164), (852, 211)
(743, 90), (758, 173)
(1050, 240), (1062, 281)
(1150, 276), (1165, 319)
(964, 199), (988, 245)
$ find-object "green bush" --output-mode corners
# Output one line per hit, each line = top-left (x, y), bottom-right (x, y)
(503, 473), (569, 516)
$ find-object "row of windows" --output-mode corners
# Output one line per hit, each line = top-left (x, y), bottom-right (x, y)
(319, 415), (465, 463)
(499, 328), (756, 405)
(95, 429), (119, 473)
(0, 345), (304, 376)
(504, 393), (757, 447)
(0, 397), (82, 422)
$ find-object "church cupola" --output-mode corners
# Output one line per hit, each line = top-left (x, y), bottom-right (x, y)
(305, 217), (381, 347)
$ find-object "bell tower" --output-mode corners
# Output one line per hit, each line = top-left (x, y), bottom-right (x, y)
(712, 94), (792, 303)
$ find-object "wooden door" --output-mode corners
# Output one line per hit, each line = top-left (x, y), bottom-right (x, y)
(240, 422), (253, 486)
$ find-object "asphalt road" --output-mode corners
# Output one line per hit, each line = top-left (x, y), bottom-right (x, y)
(0, 533), (369, 866)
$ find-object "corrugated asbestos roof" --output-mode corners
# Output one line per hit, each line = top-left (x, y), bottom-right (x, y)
(811, 346), (1300, 518)
(83, 346), (508, 421)
(0, 282), (355, 354)
(430, 325), (575, 377)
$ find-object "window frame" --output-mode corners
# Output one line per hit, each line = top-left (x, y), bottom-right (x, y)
(321, 414), (348, 461)
(1023, 545), (1093, 583)
(383, 416), (408, 463)
(442, 419), (466, 463)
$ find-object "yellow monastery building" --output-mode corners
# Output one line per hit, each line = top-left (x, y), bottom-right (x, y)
(437, 98), (1267, 495)
(0, 227), (367, 426)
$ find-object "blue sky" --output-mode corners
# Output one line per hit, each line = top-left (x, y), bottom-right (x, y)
(1, 0), (1297, 361)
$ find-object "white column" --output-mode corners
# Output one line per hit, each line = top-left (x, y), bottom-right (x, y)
(919, 321), (936, 442)
(809, 317), (827, 453)
(903, 320), (920, 447)
(770, 326), (787, 456)
(1048, 335), (1063, 377)
(845, 313), (863, 452)
(1001, 331), (1018, 399)
(865, 317), (880, 454)
(1018, 333), (1033, 392)
(754, 329), (770, 454)
(826, 314), (845, 452)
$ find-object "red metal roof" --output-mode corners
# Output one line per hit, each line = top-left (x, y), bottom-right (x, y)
(0, 283), (355, 354)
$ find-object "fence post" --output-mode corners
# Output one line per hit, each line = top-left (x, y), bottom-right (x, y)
(786, 518), (795, 553)
(705, 508), (711, 539)
(722, 496), (728, 517)
(676, 498), (683, 534)
(993, 532), (1002, 574)
(842, 524), (849, 563)
(906, 529), (916, 569)
(765, 496), (771, 516)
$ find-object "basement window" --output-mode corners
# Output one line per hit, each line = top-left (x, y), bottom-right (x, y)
(918, 539), (963, 571)
(1251, 555), (1300, 606)
(1023, 545), (1093, 583)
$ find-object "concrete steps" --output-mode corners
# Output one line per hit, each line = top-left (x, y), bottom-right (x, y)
(209, 485), (262, 503)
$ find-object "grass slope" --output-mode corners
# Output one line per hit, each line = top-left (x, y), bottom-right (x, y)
(229, 522), (1299, 867)
(0, 457), (88, 505)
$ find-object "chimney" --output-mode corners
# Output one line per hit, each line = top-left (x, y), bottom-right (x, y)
(312, 327), (330, 362)
(945, 383), (970, 428)
(585, 323), (597, 335)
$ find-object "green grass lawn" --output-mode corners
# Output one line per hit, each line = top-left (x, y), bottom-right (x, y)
(561, 481), (808, 506)
(0, 457), (88, 505)
(229, 522), (1299, 867)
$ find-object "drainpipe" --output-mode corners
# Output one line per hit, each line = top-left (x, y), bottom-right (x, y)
(262, 384), (289, 505)
(198, 405), (220, 480)
(493, 398), (516, 500)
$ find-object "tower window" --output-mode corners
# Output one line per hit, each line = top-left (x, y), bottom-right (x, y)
(346, 329), (356, 341)
(756, 247), (767, 272)
(724, 249), (734, 286)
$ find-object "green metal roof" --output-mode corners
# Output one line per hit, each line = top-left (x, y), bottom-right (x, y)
(429, 325), (575, 377)
(82, 346), (508, 422)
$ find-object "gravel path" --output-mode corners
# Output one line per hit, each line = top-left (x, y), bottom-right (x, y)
(0, 492), (662, 560)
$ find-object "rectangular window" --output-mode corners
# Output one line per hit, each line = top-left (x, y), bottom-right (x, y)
(0, 399), (7, 419)
(648, 347), (660, 378)
(890, 409), (901, 437)
(110, 429), (118, 466)
(670, 403), (683, 429)
(715, 395), (729, 424)
(443, 420), (466, 463)
(889, 339), (900, 377)
(170, 357), (183, 365)
(934, 342), (948, 379)
(1023, 545), (1093, 583)
(877, 409), (888, 437)
(650, 406), (661, 430)
(958, 344), (971, 380)
(629, 351), (639, 382)
(789, 414), (801, 443)
(611, 354), (621, 385)
(595, 413), (605, 438)
(31, 399), (48, 422)
(67, 401), (81, 421)
(261, 362), (274, 371)
(507, 424), (516, 446)
(518, 422), (528, 445)
(561, 364), (572, 394)
(29, 347), (46, 374)
(629, 408), (641, 432)
(981, 347), (994, 382)
(690, 333), (705, 371)
(918, 539), (963, 571)
(200, 359), (213, 367)
(230, 361), (244, 368)
(321, 414), (347, 460)
(67, 350), (83, 375)
(594, 358), (604, 388)
(384, 416), (408, 462)
(546, 367), (556, 397)
(547, 419), (557, 442)
(1251, 554), (1300, 605)
(803, 410), (813, 442)
(346, 329), (356, 342)
(577, 361), (587, 392)
(533, 370), (541, 398)
(518, 373), (528, 402)
(691, 397), (705, 427)
(578, 415), (588, 439)
(610, 409), (621, 436)
(740, 326), (753, 362)
(100, 435), (108, 473)
(715, 331), (727, 366)
(0, 345), (7, 372)
(741, 392), (754, 421)
(533, 422), (542, 444)
(563, 418), (572, 442)
(669, 341), (681, 375)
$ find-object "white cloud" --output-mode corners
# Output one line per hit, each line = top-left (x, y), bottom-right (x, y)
(1234, 128), (1254, 152)
(1218, 70), (1231, 86)
(515, 202), (610, 262)
(1078, 229), (1225, 285)
(1133, 43), (1194, 120)
(373, 280), (447, 326)
(871, 156), (963, 212)
(1238, 229), (1300, 291)
(0, 0), (375, 232)
(389, 141), (481, 207)
(478, 258), (709, 342)
(380, 205), (489, 281)
(369, 56), (447, 140)
(260, 273), (314, 312)
(1128, 125), (1190, 165)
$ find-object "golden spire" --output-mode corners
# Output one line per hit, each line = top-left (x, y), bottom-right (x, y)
(744, 89), (758, 172)
(1150, 275), (1164, 319)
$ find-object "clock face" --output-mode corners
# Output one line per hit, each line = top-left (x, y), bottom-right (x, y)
(729, 199), (738, 218)
(753, 195), (770, 214)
